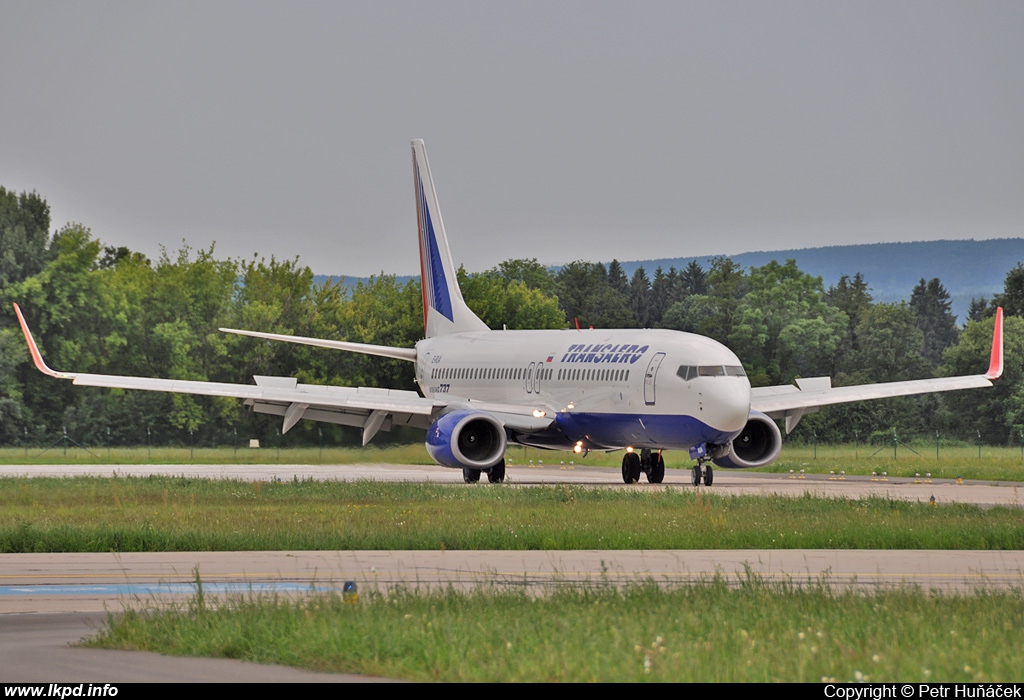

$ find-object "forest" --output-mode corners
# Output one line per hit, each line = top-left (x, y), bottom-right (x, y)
(2, 187), (1022, 449)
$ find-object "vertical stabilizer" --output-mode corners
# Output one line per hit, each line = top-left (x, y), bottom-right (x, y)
(412, 139), (488, 338)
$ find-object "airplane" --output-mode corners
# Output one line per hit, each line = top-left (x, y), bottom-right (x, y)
(13, 139), (1004, 486)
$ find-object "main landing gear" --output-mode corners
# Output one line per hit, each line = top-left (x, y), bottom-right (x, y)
(621, 448), (665, 484)
(690, 460), (714, 486)
(463, 459), (506, 484)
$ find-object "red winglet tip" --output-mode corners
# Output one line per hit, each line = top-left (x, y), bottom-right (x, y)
(12, 303), (63, 378)
(985, 307), (1003, 380)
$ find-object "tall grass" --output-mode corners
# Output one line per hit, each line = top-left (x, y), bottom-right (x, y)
(86, 578), (1024, 682)
(2, 477), (1022, 552)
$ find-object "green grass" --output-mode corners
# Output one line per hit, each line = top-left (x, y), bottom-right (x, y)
(3, 476), (1022, 552)
(85, 579), (1024, 682)
(767, 443), (1024, 482)
(10, 456), (1016, 680)
(3, 442), (1023, 481)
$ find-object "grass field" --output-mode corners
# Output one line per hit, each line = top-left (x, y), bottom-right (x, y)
(2, 476), (1022, 552)
(87, 578), (1024, 682)
(5, 449), (1021, 681)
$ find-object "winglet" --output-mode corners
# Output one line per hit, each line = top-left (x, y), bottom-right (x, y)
(12, 303), (71, 379)
(985, 307), (1003, 380)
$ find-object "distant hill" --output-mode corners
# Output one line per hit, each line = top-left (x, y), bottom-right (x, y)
(316, 238), (1024, 323)
(611, 239), (1024, 322)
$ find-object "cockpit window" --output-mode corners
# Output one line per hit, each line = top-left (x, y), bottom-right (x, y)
(678, 364), (746, 380)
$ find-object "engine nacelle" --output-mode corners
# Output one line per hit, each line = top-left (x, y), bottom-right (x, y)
(711, 411), (783, 469)
(425, 410), (507, 469)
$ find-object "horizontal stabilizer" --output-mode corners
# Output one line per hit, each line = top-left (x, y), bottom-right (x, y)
(220, 328), (417, 362)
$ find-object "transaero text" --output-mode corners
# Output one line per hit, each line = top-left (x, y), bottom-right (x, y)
(559, 344), (650, 364)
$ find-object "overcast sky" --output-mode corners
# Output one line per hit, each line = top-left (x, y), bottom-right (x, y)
(2, 1), (1022, 276)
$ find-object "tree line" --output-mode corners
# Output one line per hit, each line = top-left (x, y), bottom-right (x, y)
(1, 187), (1021, 447)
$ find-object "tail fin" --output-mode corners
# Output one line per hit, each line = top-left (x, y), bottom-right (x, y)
(412, 139), (488, 338)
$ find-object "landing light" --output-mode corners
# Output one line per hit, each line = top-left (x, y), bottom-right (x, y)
(532, 409), (546, 418)
(573, 441), (584, 454)
(626, 446), (634, 454)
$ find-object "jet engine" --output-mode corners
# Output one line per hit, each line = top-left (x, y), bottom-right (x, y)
(711, 411), (782, 469)
(425, 410), (507, 469)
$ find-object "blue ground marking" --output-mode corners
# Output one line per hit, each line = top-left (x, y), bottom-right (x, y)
(0, 582), (339, 596)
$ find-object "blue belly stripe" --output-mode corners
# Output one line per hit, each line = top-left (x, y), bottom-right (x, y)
(541, 412), (741, 450)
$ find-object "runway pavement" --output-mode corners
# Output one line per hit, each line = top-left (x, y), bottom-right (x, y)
(4, 460), (1023, 507)
(2, 463), (1023, 681)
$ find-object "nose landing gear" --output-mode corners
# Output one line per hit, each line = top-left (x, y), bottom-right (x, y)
(690, 460), (714, 486)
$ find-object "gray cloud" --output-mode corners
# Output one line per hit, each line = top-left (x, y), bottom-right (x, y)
(2, 0), (1022, 275)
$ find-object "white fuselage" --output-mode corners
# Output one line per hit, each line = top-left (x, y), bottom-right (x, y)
(414, 327), (751, 451)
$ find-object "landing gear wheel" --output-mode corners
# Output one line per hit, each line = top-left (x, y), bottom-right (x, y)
(647, 453), (665, 484)
(621, 452), (641, 483)
(463, 468), (481, 483)
(704, 465), (714, 486)
(487, 460), (506, 483)
(691, 465), (702, 486)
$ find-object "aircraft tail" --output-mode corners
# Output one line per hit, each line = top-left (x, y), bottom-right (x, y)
(412, 139), (488, 338)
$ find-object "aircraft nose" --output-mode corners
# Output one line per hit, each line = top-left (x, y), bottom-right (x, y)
(705, 379), (751, 432)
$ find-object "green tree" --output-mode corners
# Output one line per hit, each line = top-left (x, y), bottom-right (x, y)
(0, 327), (26, 443)
(941, 314), (1024, 444)
(555, 261), (633, 328)
(992, 263), (1024, 318)
(488, 258), (557, 297)
(967, 297), (989, 323)
(793, 304), (935, 444)
(661, 258), (749, 352)
(0, 188), (52, 287)
(607, 260), (629, 298)
(851, 303), (928, 382)
(679, 260), (707, 296)
(910, 278), (959, 366)
(628, 267), (651, 328)
(460, 269), (565, 331)
(334, 274), (422, 390)
(826, 272), (873, 376)
(1, 223), (112, 437)
(649, 267), (672, 325)
(729, 260), (845, 384)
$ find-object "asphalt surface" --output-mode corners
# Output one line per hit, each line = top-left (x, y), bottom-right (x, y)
(4, 461), (1023, 508)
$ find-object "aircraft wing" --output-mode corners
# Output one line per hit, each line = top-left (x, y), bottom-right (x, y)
(13, 304), (552, 443)
(750, 308), (1003, 433)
